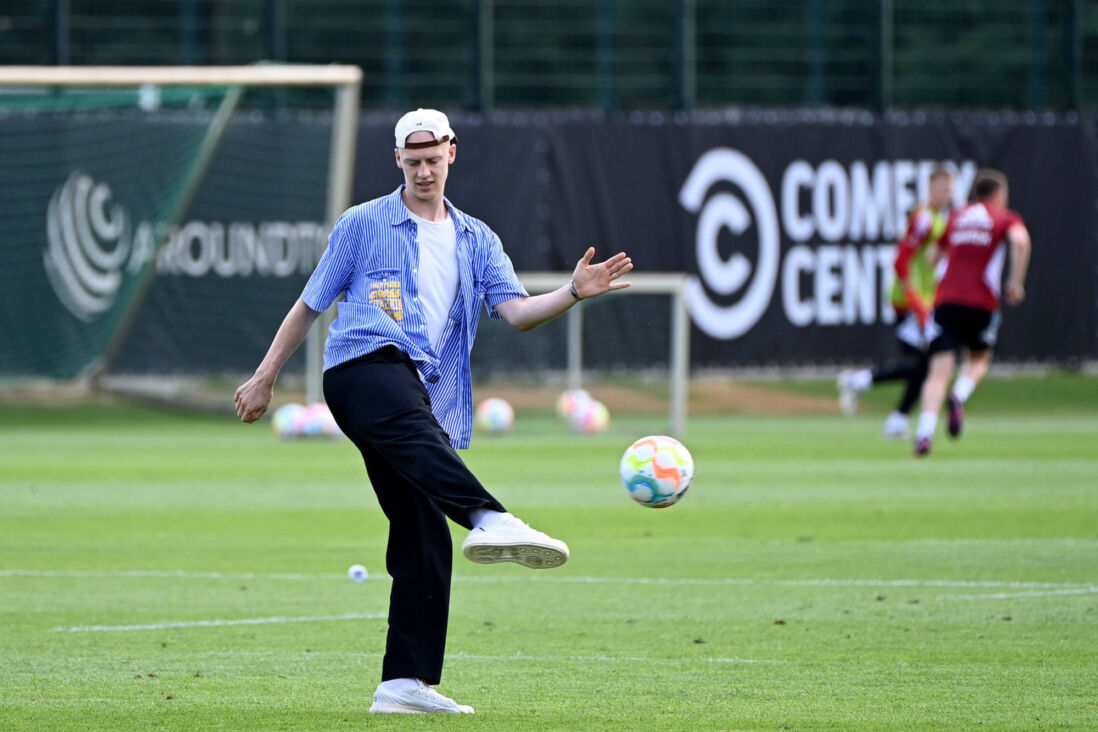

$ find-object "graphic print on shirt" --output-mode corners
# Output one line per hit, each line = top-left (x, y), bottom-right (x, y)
(368, 271), (403, 322)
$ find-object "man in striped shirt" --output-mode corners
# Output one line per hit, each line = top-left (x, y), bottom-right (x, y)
(234, 109), (632, 714)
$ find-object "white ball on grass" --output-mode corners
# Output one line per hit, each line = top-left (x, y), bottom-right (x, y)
(272, 403), (306, 439)
(475, 397), (514, 434)
(571, 398), (610, 434)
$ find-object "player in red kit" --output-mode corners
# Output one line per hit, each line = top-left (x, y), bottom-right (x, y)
(914, 169), (1032, 456)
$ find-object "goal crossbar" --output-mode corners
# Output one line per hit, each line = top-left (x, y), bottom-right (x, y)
(0, 65), (362, 87)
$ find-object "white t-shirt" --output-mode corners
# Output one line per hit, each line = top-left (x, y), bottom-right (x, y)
(410, 211), (459, 352)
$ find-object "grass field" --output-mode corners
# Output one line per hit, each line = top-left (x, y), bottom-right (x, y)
(2, 375), (1097, 730)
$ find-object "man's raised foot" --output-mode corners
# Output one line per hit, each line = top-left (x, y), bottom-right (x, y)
(462, 512), (569, 569)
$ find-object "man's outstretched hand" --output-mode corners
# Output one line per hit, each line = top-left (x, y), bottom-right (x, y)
(571, 247), (633, 299)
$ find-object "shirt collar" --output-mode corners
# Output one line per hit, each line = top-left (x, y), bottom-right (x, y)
(387, 185), (474, 233)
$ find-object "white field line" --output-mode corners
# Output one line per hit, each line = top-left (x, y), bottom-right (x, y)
(948, 587), (1098, 601)
(202, 649), (773, 665)
(457, 576), (1098, 591)
(52, 612), (385, 633)
(0, 569), (343, 580)
(4, 568), (1094, 592)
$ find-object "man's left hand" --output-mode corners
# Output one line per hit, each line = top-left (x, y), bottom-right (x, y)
(571, 247), (633, 299)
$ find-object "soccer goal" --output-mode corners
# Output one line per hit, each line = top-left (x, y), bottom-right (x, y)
(0, 64), (360, 403)
(473, 272), (691, 436)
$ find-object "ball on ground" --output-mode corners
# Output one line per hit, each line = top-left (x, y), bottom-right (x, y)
(303, 402), (331, 437)
(272, 403), (306, 439)
(348, 564), (369, 583)
(619, 435), (694, 508)
(571, 398), (610, 434)
(475, 397), (514, 434)
(555, 388), (592, 420)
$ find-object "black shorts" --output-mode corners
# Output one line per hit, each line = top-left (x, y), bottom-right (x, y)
(927, 303), (1001, 355)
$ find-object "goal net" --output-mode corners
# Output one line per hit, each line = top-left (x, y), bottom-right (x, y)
(0, 65), (360, 403)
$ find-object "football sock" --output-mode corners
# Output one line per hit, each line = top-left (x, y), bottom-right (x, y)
(916, 412), (937, 439)
(470, 509), (506, 530)
(885, 411), (908, 432)
(952, 375), (975, 403)
(380, 678), (421, 693)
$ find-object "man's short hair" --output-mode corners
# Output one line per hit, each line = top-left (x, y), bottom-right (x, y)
(929, 165), (952, 182)
(971, 168), (1008, 201)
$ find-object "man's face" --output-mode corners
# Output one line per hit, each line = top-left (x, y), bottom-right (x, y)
(395, 131), (456, 203)
(928, 175), (953, 210)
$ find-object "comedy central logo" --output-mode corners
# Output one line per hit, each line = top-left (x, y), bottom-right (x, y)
(43, 171), (135, 321)
(679, 148), (779, 339)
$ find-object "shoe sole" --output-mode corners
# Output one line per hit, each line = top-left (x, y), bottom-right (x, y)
(369, 703), (473, 714)
(463, 541), (568, 569)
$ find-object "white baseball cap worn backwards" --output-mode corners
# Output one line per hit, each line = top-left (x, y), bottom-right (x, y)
(394, 108), (457, 149)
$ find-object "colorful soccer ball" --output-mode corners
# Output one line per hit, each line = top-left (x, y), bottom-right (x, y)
(571, 399), (610, 434)
(475, 397), (514, 433)
(271, 403), (306, 439)
(555, 388), (592, 420)
(322, 409), (344, 439)
(619, 435), (694, 508)
(302, 402), (331, 437)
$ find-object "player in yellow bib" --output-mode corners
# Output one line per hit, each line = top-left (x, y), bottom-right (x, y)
(839, 166), (953, 438)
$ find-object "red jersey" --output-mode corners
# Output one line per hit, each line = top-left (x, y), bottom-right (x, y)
(935, 201), (1024, 311)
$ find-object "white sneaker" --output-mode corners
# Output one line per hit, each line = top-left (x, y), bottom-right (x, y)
(462, 513), (569, 569)
(369, 680), (474, 714)
(837, 370), (861, 416)
(882, 412), (910, 440)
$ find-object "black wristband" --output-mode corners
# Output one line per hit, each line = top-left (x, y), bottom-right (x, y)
(569, 280), (584, 301)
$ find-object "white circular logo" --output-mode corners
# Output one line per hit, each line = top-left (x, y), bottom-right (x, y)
(43, 171), (131, 321)
(679, 148), (779, 339)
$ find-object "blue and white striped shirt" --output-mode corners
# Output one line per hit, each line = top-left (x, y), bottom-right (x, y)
(300, 186), (528, 449)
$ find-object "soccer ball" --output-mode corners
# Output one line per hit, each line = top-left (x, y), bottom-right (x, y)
(619, 435), (694, 508)
(302, 402), (332, 437)
(272, 402), (341, 439)
(555, 388), (592, 420)
(271, 403), (306, 439)
(475, 397), (514, 433)
(571, 398), (609, 434)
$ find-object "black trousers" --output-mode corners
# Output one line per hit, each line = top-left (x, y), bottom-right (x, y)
(323, 346), (506, 685)
(871, 341), (929, 415)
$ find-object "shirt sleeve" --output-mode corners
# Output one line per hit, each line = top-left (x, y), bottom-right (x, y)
(301, 212), (355, 312)
(1007, 210), (1025, 232)
(481, 232), (529, 319)
(894, 210), (933, 280)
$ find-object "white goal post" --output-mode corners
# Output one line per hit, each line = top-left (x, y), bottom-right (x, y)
(0, 64), (361, 392)
(302, 272), (691, 435)
(519, 271), (691, 436)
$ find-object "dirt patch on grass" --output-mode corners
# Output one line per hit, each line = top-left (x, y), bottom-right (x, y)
(474, 378), (838, 416)
(1, 376), (839, 417)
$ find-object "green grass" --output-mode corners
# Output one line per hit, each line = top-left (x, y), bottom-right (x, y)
(2, 375), (1097, 730)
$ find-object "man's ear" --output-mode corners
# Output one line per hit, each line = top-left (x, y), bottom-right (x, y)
(394, 149), (402, 169)
(448, 143), (457, 164)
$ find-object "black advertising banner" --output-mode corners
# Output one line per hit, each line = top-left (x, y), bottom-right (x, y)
(361, 110), (1097, 367)
(4, 110), (1096, 376)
